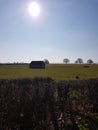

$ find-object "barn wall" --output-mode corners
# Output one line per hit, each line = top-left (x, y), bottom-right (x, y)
(29, 61), (45, 69)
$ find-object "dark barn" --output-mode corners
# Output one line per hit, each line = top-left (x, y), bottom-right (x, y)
(29, 61), (45, 69)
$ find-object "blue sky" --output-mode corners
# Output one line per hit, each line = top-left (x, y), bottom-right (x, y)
(0, 0), (98, 63)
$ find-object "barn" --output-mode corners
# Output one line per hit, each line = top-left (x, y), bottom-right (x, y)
(29, 61), (45, 69)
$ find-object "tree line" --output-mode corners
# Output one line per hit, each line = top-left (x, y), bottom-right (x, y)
(0, 58), (95, 65)
(44, 58), (94, 64)
(63, 58), (94, 64)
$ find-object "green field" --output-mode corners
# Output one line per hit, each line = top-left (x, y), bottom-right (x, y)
(0, 64), (98, 81)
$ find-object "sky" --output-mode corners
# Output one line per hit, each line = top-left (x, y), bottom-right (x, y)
(0, 0), (98, 63)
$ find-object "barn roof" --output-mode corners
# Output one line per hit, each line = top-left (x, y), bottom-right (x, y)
(30, 61), (44, 64)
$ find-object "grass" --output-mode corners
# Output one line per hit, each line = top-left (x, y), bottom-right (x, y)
(0, 64), (98, 81)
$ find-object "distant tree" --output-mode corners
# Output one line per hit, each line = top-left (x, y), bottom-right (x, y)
(75, 60), (78, 64)
(63, 58), (70, 64)
(44, 59), (49, 64)
(87, 59), (94, 64)
(75, 58), (83, 64)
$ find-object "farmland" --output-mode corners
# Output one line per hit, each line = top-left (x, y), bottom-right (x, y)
(0, 64), (98, 81)
(0, 64), (98, 130)
(0, 78), (98, 130)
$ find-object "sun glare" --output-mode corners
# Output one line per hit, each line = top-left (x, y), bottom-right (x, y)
(28, 2), (40, 17)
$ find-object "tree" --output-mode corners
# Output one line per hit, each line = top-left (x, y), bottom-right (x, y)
(75, 58), (83, 64)
(63, 58), (70, 64)
(75, 60), (78, 64)
(44, 59), (49, 64)
(87, 59), (94, 64)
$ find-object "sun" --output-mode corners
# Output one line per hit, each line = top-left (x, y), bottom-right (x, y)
(28, 2), (40, 17)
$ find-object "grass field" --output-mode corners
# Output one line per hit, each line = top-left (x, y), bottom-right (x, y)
(0, 64), (98, 81)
